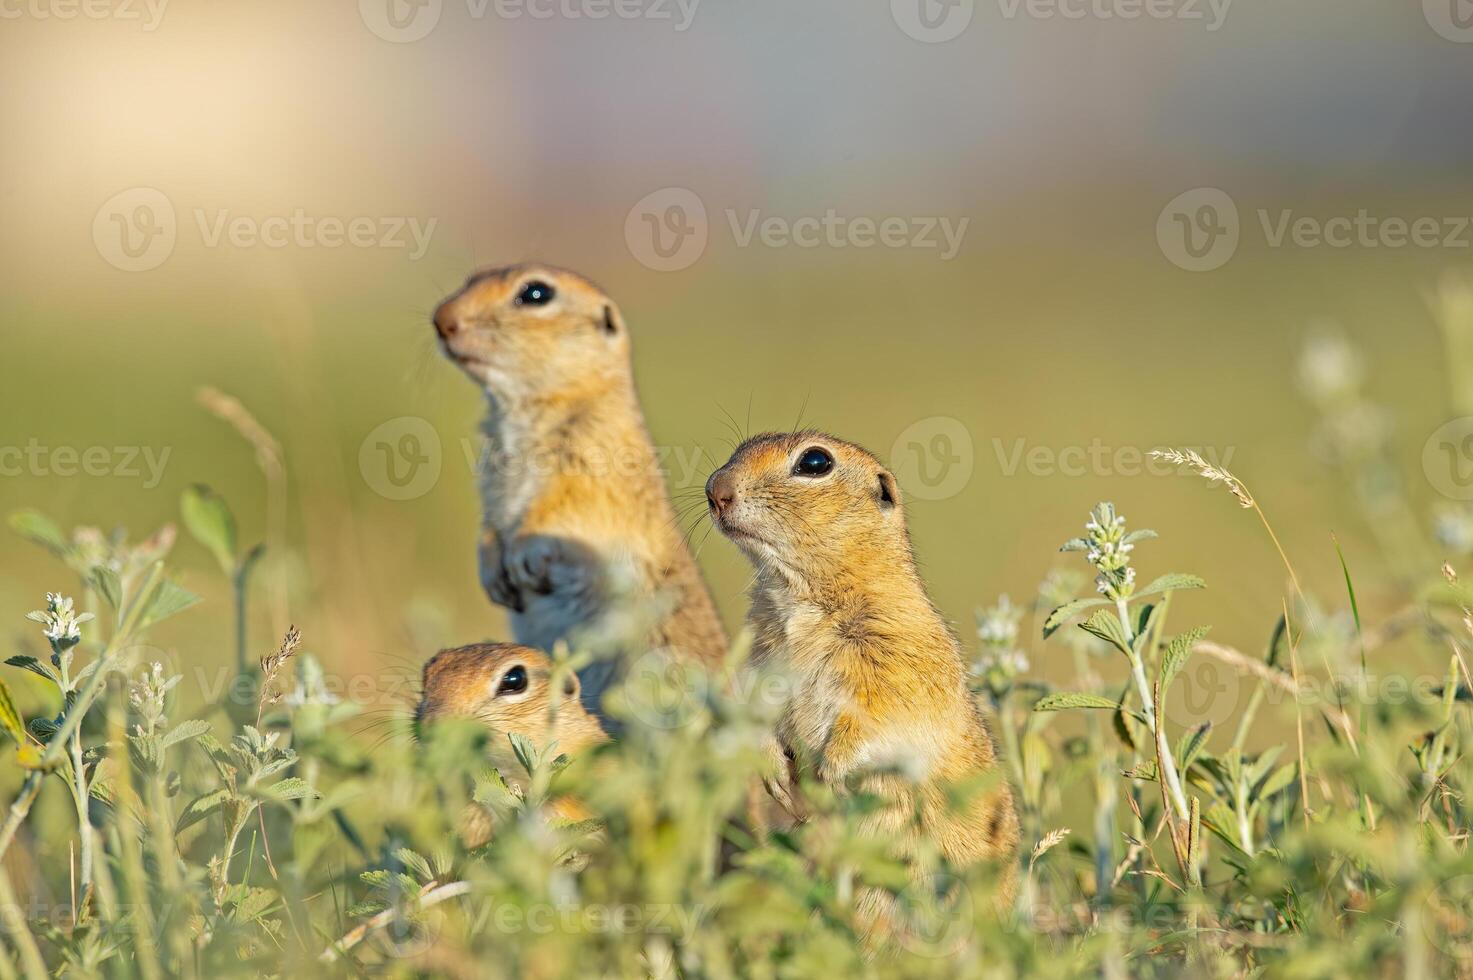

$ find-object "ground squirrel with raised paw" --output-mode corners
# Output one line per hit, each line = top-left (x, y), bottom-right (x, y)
(434, 265), (728, 721)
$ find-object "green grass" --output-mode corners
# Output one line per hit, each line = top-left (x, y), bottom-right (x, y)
(1, 274), (1472, 977)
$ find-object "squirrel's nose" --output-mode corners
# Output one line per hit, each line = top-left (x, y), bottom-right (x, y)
(433, 300), (461, 339)
(706, 470), (737, 516)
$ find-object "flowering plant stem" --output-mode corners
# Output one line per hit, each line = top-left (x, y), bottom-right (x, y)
(0, 563), (163, 863)
(1117, 597), (1190, 823)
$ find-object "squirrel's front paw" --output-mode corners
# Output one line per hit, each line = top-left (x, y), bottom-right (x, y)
(479, 533), (524, 613)
(482, 557), (524, 613)
(505, 537), (567, 596)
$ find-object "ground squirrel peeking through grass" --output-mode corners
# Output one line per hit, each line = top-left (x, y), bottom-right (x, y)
(415, 642), (608, 845)
(433, 265), (728, 723)
(706, 431), (1020, 919)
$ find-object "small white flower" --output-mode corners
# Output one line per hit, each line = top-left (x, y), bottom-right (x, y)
(26, 593), (95, 650)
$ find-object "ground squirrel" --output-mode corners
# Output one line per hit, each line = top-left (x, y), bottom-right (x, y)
(415, 642), (608, 841)
(705, 431), (1019, 904)
(433, 265), (728, 720)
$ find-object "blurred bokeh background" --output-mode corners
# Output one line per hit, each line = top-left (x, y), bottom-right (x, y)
(2, 0), (1471, 720)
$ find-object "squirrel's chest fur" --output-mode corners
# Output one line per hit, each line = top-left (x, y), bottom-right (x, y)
(753, 587), (961, 782)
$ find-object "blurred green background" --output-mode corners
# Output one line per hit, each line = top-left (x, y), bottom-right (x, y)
(1, 0), (1470, 719)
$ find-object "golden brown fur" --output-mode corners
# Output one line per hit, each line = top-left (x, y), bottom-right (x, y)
(706, 432), (1019, 914)
(433, 265), (728, 721)
(416, 643), (608, 840)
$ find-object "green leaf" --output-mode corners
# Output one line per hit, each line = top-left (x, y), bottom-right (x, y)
(16, 744), (58, 771)
(1042, 597), (1109, 638)
(1078, 610), (1132, 657)
(1034, 692), (1121, 712)
(1254, 763), (1297, 804)
(257, 777), (314, 803)
(1177, 722), (1212, 771)
(229, 885), (280, 924)
(1112, 703), (1139, 753)
(1159, 626), (1212, 692)
(0, 680), (24, 745)
(508, 732), (538, 776)
(395, 848), (435, 883)
(1201, 803), (1249, 856)
(1332, 533), (1367, 675)
(1136, 573), (1206, 599)
(8, 510), (69, 558)
(89, 566), (122, 610)
(160, 719), (212, 750)
(141, 579), (202, 628)
(129, 734), (163, 775)
(176, 788), (229, 834)
(238, 542), (266, 590)
(196, 733), (238, 782)
(5, 655), (60, 685)
(1123, 761), (1158, 781)
(1123, 528), (1158, 546)
(181, 485), (238, 575)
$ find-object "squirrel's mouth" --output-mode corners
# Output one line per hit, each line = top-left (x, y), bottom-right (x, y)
(713, 514), (770, 550)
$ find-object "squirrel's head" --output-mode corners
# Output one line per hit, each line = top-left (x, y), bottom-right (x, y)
(433, 264), (631, 404)
(706, 431), (909, 583)
(415, 643), (607, 777)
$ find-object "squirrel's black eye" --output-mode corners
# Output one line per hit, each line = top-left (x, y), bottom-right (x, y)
(496, 665), (529, 695)
(515, 281), (555, 306)
(793, 447), (834, 477)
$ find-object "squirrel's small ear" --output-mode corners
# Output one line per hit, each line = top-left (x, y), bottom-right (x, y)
(601, 304), (623, 335)
(877, 470), (900, 511)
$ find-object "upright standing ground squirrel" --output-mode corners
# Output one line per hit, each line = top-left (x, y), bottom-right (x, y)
(416, 642), (608, 841)
(705, 432), (1019, 901)
(433, 265), (728, 720)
